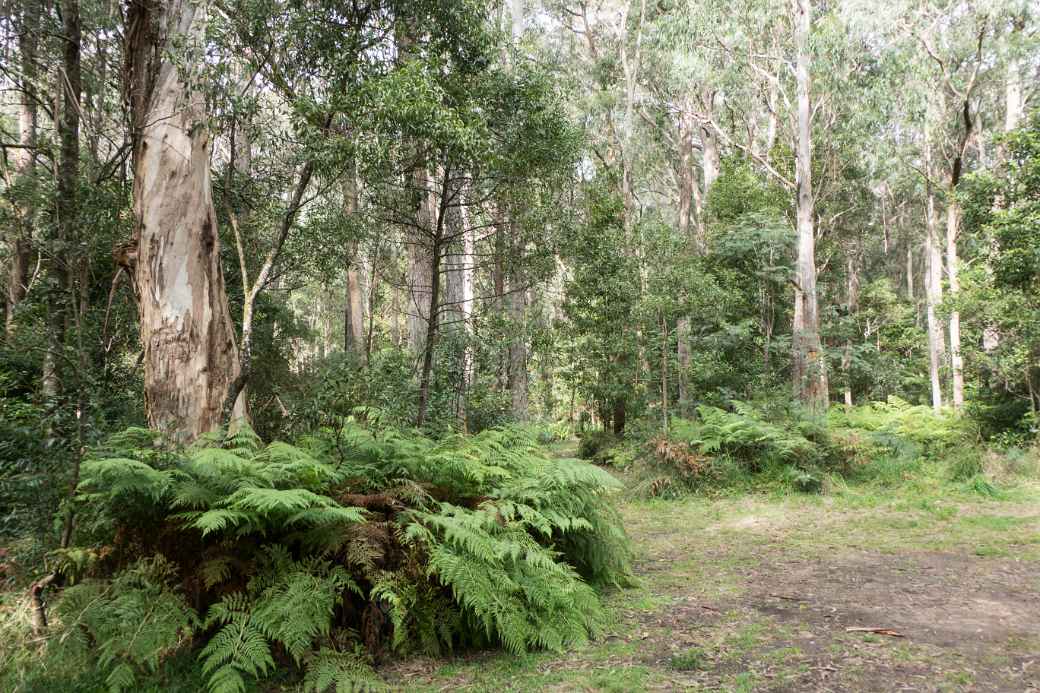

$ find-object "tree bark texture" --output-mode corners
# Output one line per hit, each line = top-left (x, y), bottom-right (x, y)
(343, 168), (365, 357)
(924, 181), (946, 413)
(127, 0), (244, 440)
(946, 199), (964, 410)
(790, 0), (828, 412)
(5, 2), (39, 338)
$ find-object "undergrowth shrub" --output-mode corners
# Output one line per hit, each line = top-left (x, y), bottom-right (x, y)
(578, 430), (618, 464)
(3, 418), (631, 692)
(630, 398), (989, 497)
(828, 397), (975, 460)
(632, 403), (828, 497)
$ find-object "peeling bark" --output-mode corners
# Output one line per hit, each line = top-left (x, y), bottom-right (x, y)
(127, 0), (244, 440)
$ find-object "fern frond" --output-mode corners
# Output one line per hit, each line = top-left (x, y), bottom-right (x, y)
(303, 648), (386, 693)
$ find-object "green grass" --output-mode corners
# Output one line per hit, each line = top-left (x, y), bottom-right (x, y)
(380, 458), (1040, 691)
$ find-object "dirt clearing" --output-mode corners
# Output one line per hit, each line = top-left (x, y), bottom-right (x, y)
(385, 485), (1040, 691)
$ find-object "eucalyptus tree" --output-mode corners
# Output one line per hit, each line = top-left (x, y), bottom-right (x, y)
(123, 0), (247, 438)
(911, 0), (993, 411)
(2, 0), (40, 338)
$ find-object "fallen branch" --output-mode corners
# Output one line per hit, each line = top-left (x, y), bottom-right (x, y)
(845, 627), (905, 638)
(29, 572), (58, 635)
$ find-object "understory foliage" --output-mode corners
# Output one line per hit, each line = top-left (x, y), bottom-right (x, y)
(632, 399), (982, 498)
(2, 420), (630, 692)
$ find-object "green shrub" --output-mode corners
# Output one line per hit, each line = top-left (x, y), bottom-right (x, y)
(5, 419), (631, 692)
(629, 398), (989, 496)
(827, 397), (974, 460)
(532, 421), (572, 445)
(578, 430), (618, 463)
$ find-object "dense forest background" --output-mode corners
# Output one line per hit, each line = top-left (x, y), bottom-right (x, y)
(1, 0), (1039, 691)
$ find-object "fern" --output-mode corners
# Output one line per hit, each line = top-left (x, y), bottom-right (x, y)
(47, 420), (632, 691)
(49, 556), (198, 693)
(302, 648), (386, 693)
(404, 502), (608, 654)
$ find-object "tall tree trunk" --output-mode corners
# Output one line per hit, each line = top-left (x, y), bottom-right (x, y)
(415, 199), (445, 428)
(660, 312), (669, 431)
(946, 199), (964, 410)
(457, 203), (475, 428)
(842, 254), (859, 407)
(675, 105), (709, 416)
(390, 281), (402, 347)
(406, 172), (434, 355)
(1003, 14), (1025, 137)
(127, 0), (244, 440)
(924, 180), (945, 413)
(984, 21), (1024, 353)
(507, 264), (529, 421)
(701, 125), (719, 198)
(905, 232), (914, 301)
(5, 2), (39, 338)
(500, 0), (530, 420)
(346, 268), (365, 356)
(790, 0), (827, 412)
(443, 190), (468, 424)
(343, 166), (365, 358)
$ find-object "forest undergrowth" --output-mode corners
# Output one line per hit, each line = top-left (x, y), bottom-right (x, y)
(383, 408), (1040, 692)
(3, 400), (1038, 692)
(0, 418), (632, 693)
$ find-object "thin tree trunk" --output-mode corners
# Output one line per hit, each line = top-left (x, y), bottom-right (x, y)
(660, 312), (668, 431)
(365, 256), (379, 361)
(406, 173), (434, 355)
(458, 202), (475, 428)
(905, 233), (914, 301)
(343, 164), (365, 358)
(222, 160), (315, 423)
(127, 0), (244, 440)
(5, 2), (39, 338)
(842, 254), (859, 407)
(984, 22), (1023, 353)
(676, 105), (708, 416)
(507, 270), (529, 420)
(57, 0), (83, 551)
(924, 180), (945, 413)
(790, 0), (827, 412)
(946, 199), (964, 410)
(415, 218), (444, 427)
(1003, 15), (1025, 138)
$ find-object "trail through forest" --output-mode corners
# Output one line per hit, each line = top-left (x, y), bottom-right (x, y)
(386, 446), (1040, 692)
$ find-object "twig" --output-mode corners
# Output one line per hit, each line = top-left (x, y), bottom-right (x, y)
(845, 627), (905, 638)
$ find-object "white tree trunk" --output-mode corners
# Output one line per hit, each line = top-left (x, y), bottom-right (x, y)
(790, 0), (828, 412)
(128, 0), (244, 439)
(946, 199), (964, 410)
(1004, 34), (1024, 134)
(842, 254), (860, 407)
(924, 183), (945, 413)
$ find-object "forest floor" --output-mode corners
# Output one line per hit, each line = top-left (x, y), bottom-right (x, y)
(383, 444), (1040, 692)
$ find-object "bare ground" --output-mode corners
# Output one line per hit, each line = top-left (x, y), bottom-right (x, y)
(383, 483), (1040, 692)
